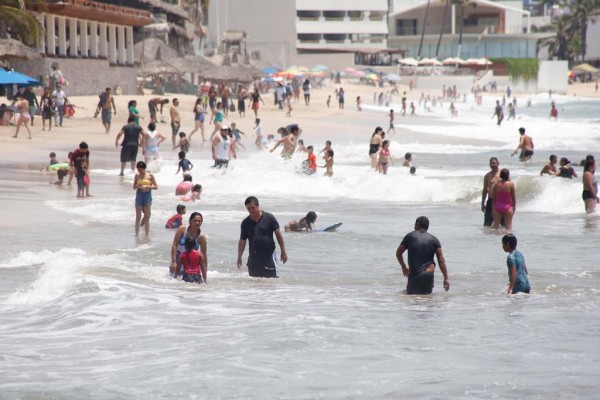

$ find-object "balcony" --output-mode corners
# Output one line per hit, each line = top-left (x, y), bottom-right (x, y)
(296, 0), (388, 12)
(296, 17), (388, 35)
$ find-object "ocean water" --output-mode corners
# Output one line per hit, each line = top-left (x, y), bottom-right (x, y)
(1, 93), (600, 399)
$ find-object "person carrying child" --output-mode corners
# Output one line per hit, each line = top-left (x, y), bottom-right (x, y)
(70, 142), (92, 198)
(171, 212), (207, 279)
(176, 237), (207, 284)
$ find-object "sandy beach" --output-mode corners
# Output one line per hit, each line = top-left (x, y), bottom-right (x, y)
(1, 79), (598, 161)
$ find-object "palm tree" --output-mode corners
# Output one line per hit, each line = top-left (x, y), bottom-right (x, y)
(417, 0), (431, 59)
(538, 0), (600, 61)
(570, 0), (600, 61)
(455, 0), (473, 59)
(0, 0), (44, 46)
(538, 14), (578, 62)
(435, 0), (450, 57)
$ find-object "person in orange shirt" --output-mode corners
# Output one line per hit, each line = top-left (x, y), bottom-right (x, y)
(305, 145), (317, 175)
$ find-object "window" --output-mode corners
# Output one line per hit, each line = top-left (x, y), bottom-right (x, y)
(396, 19), (417, 36)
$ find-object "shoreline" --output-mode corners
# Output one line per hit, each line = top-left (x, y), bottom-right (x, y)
(0, 79), (597, 167)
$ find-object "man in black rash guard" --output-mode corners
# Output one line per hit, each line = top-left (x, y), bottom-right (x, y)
(396, 216), (450, 295)
(237, 196), (288, 278)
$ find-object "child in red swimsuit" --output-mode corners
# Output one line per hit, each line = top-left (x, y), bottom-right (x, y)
(177, 237), (206, 284)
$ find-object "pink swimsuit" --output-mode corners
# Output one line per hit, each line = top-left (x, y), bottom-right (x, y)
(494, 182), (513, 213)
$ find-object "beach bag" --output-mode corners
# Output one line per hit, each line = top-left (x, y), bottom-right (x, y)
(59, 76), (65, 85)
(229, 103), (236, 112)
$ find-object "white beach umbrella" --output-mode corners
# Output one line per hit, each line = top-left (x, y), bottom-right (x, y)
(398, 57), (418, 66)
(442, 57), (465, 65)
(418, 57), (442, 66)
(463, 58), (480, 65)
(477, 58), (493, 65)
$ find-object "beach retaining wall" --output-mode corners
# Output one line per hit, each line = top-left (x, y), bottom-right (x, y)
(410, 76), (476, 95)
(10, 58), (138, 96)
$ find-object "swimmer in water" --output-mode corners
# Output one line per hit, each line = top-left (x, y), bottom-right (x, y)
(285, 211), (317, 232)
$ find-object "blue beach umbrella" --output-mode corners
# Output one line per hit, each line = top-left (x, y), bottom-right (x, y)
(6, 69), (40, 85)
(0, 68), (30, 85)
(261, 67), (279, 75)
(312, 64), (328, 71)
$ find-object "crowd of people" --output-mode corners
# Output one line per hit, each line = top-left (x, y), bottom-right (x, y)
(25, 73), (598, 297)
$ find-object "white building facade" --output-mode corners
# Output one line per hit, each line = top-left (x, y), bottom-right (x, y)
(388, 0), (550, 60)
(207, 0), (390, 69)
(295, 0), (388, 50)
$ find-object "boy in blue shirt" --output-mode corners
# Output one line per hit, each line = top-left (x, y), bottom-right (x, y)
(175, 151), (193, 176)
(502, 234), (531, 294)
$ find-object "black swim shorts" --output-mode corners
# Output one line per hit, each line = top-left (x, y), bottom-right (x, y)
(406, 270), (434, 295)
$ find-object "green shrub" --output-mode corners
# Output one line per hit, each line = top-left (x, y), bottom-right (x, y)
(490, 58), (539, 81)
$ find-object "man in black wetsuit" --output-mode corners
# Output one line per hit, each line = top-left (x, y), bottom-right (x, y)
(396, 216), (450, 295)
(237, 196), (288, 278)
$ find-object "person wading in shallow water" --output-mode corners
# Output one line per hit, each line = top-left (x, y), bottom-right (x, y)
(237, 196), (287, 278)
(396, 216), (450, 295)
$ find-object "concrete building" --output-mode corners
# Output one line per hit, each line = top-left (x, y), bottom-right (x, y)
(207, 0), (390, 69)
(388, 0), (551, 60)
(586, 19), (600, 62)
(11, 0), (153, 95)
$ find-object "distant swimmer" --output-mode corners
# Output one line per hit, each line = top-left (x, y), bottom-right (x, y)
(165, 204), (186, 229)
(482, 157), (502, 227)
(492, 168), (516, 231)
(369, 127), (384, 170)
(285, 211), (317, 232)
(582, 158), (598, 213)
(511, 127), (534, 162)
(181, 184), (202, 202)
(402, 152), (412, 167)
(270, 125), (298, 159)
(492, 100), (504, 126)
(319, 149), (334, 177)
(303, 145), (317, 175)
(540, 154), (558, 176)
(395, 216), (450, 295)
(549, 103), (558, 120)
(387, 109), (396, 135)
(501, 234), (531, 295)
(556, 158), (577, 179)
(377, 140), (393, 175)
(176, 151), (193, 176)
(173, 131), (190, 154)
(175, 174), (193, 195)
(318, 140), (333, 160)
(254, 118), (263, 150)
